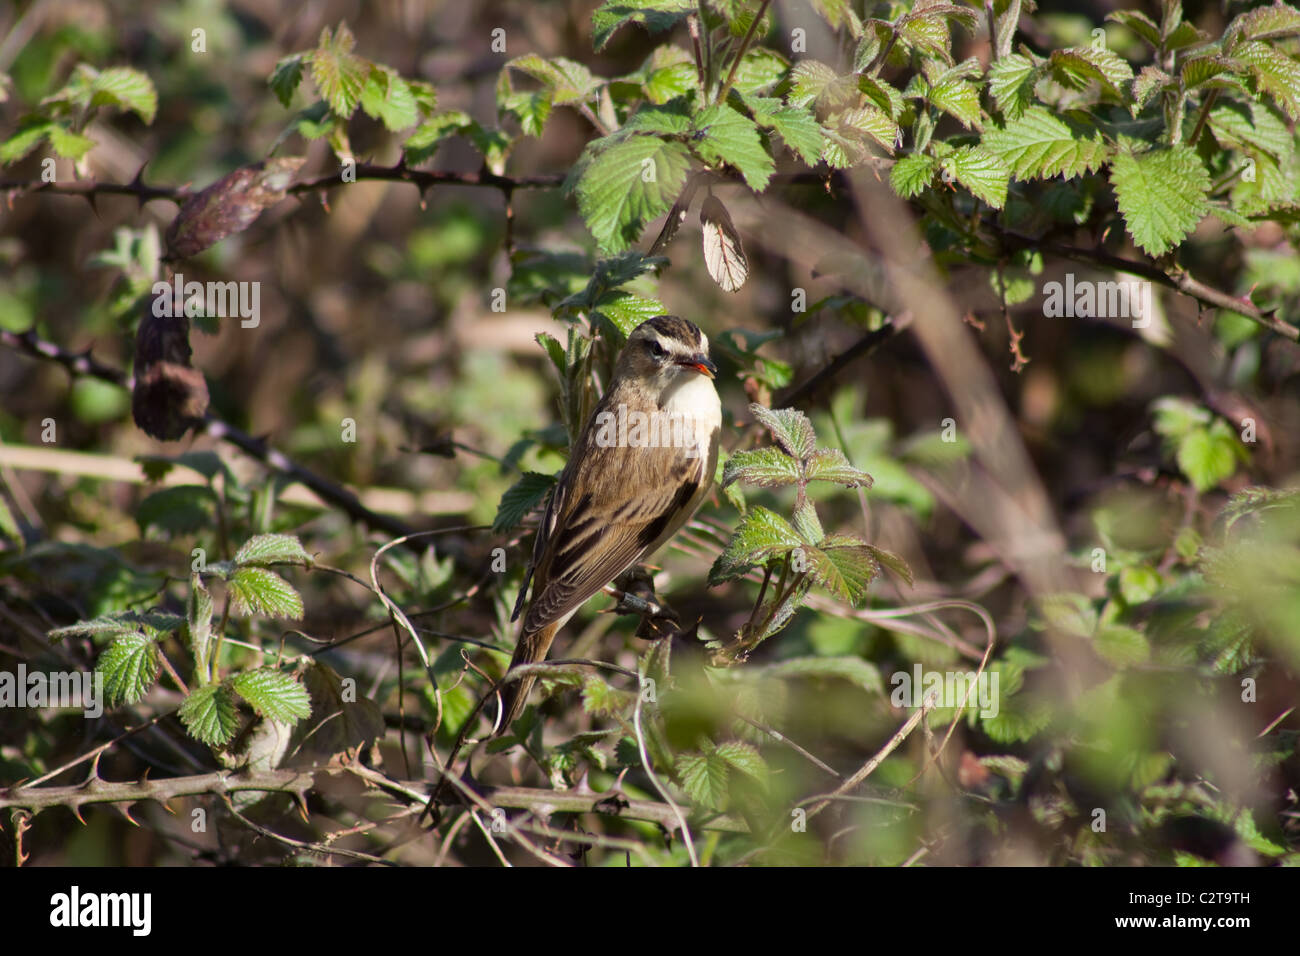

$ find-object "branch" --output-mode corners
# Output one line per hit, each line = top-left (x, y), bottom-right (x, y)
(0, 766), (748, 833)
(0, 162), (565, 206)
(776, 320), (902, 408)
(0, 328), (417, 538)
(997, 229), (1298, 342)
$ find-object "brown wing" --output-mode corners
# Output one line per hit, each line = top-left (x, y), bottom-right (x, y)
(521, 431), (705, 636)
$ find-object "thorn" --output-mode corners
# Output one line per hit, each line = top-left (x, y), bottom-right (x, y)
(118, 804), (141, 827)
(129, 161), (150, 209)
(293, 792), (310, 823)
(72, 804), (88, 826)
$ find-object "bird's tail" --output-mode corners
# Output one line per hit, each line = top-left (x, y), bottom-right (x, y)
(495, 621), (560, 735)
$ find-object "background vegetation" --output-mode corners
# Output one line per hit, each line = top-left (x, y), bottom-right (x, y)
(1, 0), (1298, 867)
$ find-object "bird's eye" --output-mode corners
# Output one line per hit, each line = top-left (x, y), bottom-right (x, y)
(649, 341), (667, 359)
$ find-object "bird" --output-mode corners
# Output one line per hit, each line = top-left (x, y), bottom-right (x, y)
(497, 315), (722, 733)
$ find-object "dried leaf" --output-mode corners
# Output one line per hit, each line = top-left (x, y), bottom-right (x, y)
(165, 157), (306, 260)
(700, 194), (748, 293)
(132, 289), (209, 441)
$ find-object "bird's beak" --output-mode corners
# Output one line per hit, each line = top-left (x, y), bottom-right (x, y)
(678, 354), (717, 378)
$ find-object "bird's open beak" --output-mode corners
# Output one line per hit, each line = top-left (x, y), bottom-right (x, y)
(678, 354), (717, 378)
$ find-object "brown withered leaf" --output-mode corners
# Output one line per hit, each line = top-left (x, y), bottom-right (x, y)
(700, 194), (748, 293)
(165, 157), (306, 260)
(132, 288), (210, 441)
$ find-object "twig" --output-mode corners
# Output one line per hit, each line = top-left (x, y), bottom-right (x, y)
(0, 328), (419, 537)
(776, 320), (901, 408)
(995, 230), (1298, 342)
(0, 163), (565, 206)
(801, 688), (939, 820)
(715, 0), (772, 105)
(634, 654), (698, 865)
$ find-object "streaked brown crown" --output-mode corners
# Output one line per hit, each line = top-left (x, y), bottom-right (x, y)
(633, 315), (704, 348)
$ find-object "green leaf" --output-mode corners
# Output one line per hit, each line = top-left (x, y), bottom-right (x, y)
(982, 106), (1108, 181)
(403, 110), (473, 165)
(136, 485), (217, 536)
(1233, 40), (1300, 122)
(865, 544), (914, 587)
(767, 106), (823, 166)
(822, 106), (898, 166)
(1152, 396), (1210, 441)
(730, 48), (788, 95)
(88, 67), (157, 123)
(792, 499), (823, 544)
(311, 23), (369, 117)
(269, 54), (306, 108)
(788, 60), (850, 113)
(591, 0), (693, 51)
(891, 152), (936, 198)
(1180, 55), (1239, 92)
(499, 89), (551, 137)
(804, 447), (873, 488)
(234, 534), (312, 568)
(581, 674), (635, 718)
(227, 567), (304, 620)
(178, 683), (241, 746)
(1227, 2), (1300, 45)
(801, 542), (879, 605)
(623, 100), (693, 135)
(0, 120), (53, 163)
(762, 655), (883, 693)
(592, 291), (666, 335)
(1106, 10), (1161, 47)
(1094, 624), (1150, 667)
(1119, 564), (1161, 604)
(507, 54), (599, 106)
(715, 741), (769, 786)
(938, 144), (1009, 209)
(47, 124), (95, 160)
(1049, 46), (1135, 100)
(1038, 592), (1097, 637)
(988, 53), (1039, 120)
(1109, 145), (1210, 256)
(710, 506), (804, 583)
(1177, 426), (1240, 492)
(722, 446), (801, 488)
(573, 133), (691, 253)
(494, 471), (556, 533)
(1131, 66), (1172, 112)
(676, 749), (730, 810)
(97, 632), (160, 706)
(231, 668), (312, 723)
(49, 614), (160, 642)
(925, 61), (983, 129)
(359, 65), (418, 131)
(748, 404), (815, 459)
(692, 104), (774, 191)
(1207, 100), (1293, 161)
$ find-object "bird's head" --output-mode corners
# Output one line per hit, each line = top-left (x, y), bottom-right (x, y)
(619, 315), (717, 388)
